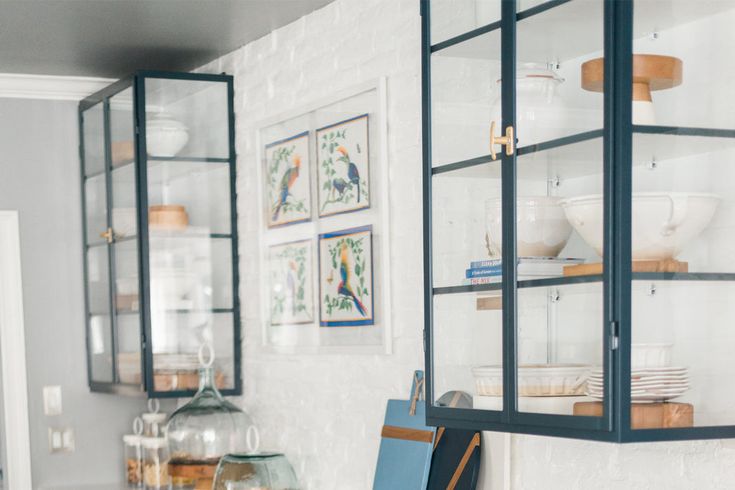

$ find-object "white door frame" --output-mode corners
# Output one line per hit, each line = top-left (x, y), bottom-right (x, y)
(0, 211), (33, 488)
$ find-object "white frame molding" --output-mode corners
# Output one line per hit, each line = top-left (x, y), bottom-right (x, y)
(0, 73), (112, 101)
(0, 211), (33, 488)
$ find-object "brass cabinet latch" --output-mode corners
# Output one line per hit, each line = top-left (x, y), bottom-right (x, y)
(99, 227), (114, 244)
(489, 121), (515, 160)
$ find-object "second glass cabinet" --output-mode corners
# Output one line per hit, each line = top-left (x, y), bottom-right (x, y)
(423, 0), (735, 441)
(80, 71), (241, 397)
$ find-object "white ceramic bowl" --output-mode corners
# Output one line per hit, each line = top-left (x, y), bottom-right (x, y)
(112, 207), (137, 237)
(560, 192), (720, 260)
(485, 196), (572, 258)
(472, 364), (590, 397)
(631, 343), (673, 369)
(146, 115), (189, 157)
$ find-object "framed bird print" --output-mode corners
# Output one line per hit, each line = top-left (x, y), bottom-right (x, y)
(268, 239), (314, 326)
(264, 131), (312, 227)
(318, 225), (374, 327)
(316, 114), (370, 217)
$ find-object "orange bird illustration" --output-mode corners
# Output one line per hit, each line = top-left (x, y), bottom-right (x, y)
(338, 242), (366, 316)
(272, 154), (301, 221)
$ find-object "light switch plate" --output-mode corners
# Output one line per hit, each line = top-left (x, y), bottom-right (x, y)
(48, 427), (74, 453)
(43, 386), (62, 416)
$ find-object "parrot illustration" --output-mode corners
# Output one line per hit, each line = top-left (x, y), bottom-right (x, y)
(337, 242), (367, 316)
(286, 260), (297, 316)
(336, 146), (361, 202)
(332, 178), (348, 199)
(272, 154), (301, 221)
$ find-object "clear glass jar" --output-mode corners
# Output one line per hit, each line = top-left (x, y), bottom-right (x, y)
(142, 437), (170, 490)
(165, 366), (256, 490)
(123, 434), (143, 488)
(212, 453), (299, 490)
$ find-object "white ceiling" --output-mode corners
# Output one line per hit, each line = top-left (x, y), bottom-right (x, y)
(0, 0), (335, 78)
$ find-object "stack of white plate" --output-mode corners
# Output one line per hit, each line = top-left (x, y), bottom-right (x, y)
(586, 367), (689, 402)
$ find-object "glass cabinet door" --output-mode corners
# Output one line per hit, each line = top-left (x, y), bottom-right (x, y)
(513, 0), (608, 428)
(626, 0), (735, 436)
(82, 101), (116, 385)
(428, 0), (505, 418)
(141, 75), (237, 395)
(110, 87), (144, 388)
(425, 0), (613, 435)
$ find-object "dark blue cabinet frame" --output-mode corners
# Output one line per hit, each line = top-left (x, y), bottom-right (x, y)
(421, 0), (735, 442)
(79, 71), (242, 398)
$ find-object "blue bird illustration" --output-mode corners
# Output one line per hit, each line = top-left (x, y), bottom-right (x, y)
(337, 242), (366, 316)
(337, 146), (361, 202)
(272, 154), (301, 221)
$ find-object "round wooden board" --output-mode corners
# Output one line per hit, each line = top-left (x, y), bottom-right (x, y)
(581, 54), (683, 93)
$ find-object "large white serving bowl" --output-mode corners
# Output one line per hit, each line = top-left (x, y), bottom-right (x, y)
(560, 192), (720, 260)
(485, 196), (572, 257)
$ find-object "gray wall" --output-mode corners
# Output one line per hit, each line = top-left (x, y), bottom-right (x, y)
(0, 98), (173, 489)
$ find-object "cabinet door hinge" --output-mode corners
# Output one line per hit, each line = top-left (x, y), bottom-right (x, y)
(609, 320), (619, 350)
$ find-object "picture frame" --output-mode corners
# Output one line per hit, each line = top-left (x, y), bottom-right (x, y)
(316, 114), (370, 217)
(255, 78), (392, 355)
(268, 239), (314, 326)
(264, 131), (312, 228)
(318, 225), (374, 327)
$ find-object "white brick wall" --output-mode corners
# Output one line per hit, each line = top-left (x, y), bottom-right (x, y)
(198, 0), (735, 488)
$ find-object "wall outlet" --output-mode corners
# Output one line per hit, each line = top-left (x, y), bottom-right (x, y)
(48, 427), (74, 453)
(43, 385), (62, 416)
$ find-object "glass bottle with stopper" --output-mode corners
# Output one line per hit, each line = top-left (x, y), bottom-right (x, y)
(165, 343), (256, 490)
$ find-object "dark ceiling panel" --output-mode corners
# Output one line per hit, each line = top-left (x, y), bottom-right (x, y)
(0, 0), (334, 77)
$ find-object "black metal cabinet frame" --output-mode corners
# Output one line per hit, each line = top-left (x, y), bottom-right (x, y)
(421, 0), (735, 442)
(79, 71), (242, 398)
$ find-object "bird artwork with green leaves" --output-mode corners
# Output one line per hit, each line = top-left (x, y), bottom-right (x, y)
(316, 114), (370, 217)
(319, 225), (374, 327)
(268, 240), (314, 326)
(264, 131), (312, 227)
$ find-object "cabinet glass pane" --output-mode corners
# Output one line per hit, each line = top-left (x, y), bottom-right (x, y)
(110, 88), (138, 241)
(433, 292), (503, 410)
(85, 174), (108, 246)
(516, 0), (603, 148)
(630, 0), (735, 426)
(632, 281), (735, 428)
(82, 103), (105, 176)
(89, 314), (113, 383)
(147, 161), (231, 235)
(117, 314), (142, 386)
(633, 1), (735, 129)
(429, 0), (499, 45)
(150, 312), (235, 392)
(87, 244), (111, 314)
(432, 161), (502, 289)
(431, 30), (500, 168)
(144, 77), (228, 160)
(517, 283), (603, 415)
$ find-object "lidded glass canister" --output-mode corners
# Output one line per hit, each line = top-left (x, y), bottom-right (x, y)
(165, 344), (256, 490)
(142, 436), (170, 490)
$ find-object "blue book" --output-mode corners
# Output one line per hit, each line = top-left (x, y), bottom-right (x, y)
(469, 259), (502, 269)
(465, 266), (502, 278)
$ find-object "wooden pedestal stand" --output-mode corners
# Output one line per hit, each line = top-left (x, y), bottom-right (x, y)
(581, 54), (683, 104)
(563, 259), (688, 277)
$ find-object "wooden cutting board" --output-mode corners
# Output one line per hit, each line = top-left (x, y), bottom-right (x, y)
(573, 401), (693, 429)
(564, 259), (688, 277)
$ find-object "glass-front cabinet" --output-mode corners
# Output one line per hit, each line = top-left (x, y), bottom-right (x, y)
(80, 71), (241, 397)
(423, 0), (735, 441)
